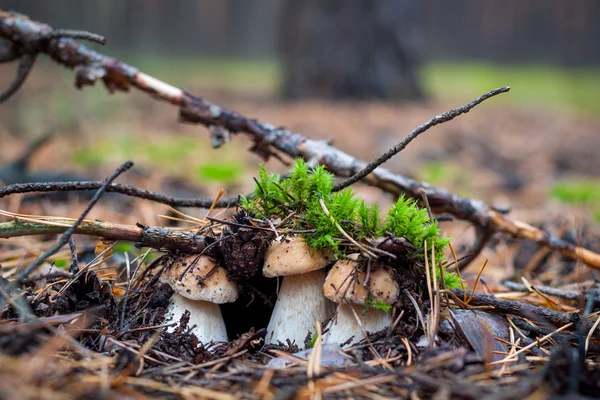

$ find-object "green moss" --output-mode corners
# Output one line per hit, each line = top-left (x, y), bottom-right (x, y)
(383, 195), (449, 265)
(364, 294), (393, 314)
(243, 159), (460, 288)
(357, 200), (382, 239)
(442, 271), (463, 289)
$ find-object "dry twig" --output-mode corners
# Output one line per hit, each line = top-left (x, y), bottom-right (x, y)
(17, 161), (133, 280)
(0, 11), (599, 270)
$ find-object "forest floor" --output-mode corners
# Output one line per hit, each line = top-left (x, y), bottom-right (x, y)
(0, 60), (599, 398)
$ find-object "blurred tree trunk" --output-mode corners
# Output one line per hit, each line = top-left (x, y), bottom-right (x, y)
(279, 0), (425, 100)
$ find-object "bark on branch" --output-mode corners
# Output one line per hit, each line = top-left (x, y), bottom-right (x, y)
(1, 11), (599, 269)
(0, 217), (211, 254)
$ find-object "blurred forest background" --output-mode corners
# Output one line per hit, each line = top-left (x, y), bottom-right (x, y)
(3, 0), (600, 105)
(0, 0), (599, 278)
(5, 0), (599, 64)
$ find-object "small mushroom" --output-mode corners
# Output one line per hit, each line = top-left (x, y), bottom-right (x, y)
(263, 236), (335, 346)
(323, 256), (399, 346)
(163, 255), (238, 345)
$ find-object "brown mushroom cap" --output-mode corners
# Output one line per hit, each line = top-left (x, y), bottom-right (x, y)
(165, 255), (238, 304)
(323, 256), (399, 306)
(263, 236), (334, 278)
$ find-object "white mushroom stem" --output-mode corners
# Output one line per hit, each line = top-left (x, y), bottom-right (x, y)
(162, 255), (238, 346)
(325, 303), (392, 345)
(323, 256), (399, 347)
(165, 294), (228, 343)
(263, 237), (334, 346)
(266, 269), (333, 346)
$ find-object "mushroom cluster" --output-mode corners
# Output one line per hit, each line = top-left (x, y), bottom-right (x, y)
(158, 159), (460, 349)
(161, 236), (400, 349)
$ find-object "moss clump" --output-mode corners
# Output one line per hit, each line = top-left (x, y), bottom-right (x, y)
(241, 159), (372, 252)
(241, 159), (461, 288)
(384, 196), (449, 265)
(364, 294), (393, 314)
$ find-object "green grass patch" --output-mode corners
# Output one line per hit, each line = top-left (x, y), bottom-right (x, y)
(144, 138), (198, 162)
(113, 242), (137, 254)
(72, 136), (198, 168)
(551, 180), (600, 223)
(53, 259), (69, 269)
(424, 62), (600, 114)
(194, 162), (244, 184)
(125, 57), (600, 113)
(418, 162), (471, 187)
(121, 54), (279, 91)
(550, 180), (600, 204)
(72, 134), (247, 185)
(38, 56), (600, 120)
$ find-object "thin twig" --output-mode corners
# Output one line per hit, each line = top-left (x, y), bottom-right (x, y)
(458, 226), (493, 270)
(452, 289), (584, 328)
(333, 87), (510, 191)
(419, 188), (433, 221)
(502, 281), (580, 301)
(0, 181), (240, 208)
(0, 11), (599, 270)
(490, 323), (573, 365)
(16, 161), (133, 281)
(0, 53), (35, 103)
(44, 29), (106, 45)
(119, 252), (132, 332)
(67, 236), (79, 274)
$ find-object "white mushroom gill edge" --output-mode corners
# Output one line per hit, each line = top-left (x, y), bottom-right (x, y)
(263, 236), (334, 346)
(163, 255), (238, 346)
(323, 257), (399, 347)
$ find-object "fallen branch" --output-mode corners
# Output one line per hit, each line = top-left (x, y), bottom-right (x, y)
(0, 217), (212, 254)
(451, 289), (586, 329)
(1, 11), (599, 269)
(502, 281), (581, 301)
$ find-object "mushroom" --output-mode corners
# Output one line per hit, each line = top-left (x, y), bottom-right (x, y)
(263, 236), (335, 346)
(163, 255), (238, 345)
(323, 256), (399, 346)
